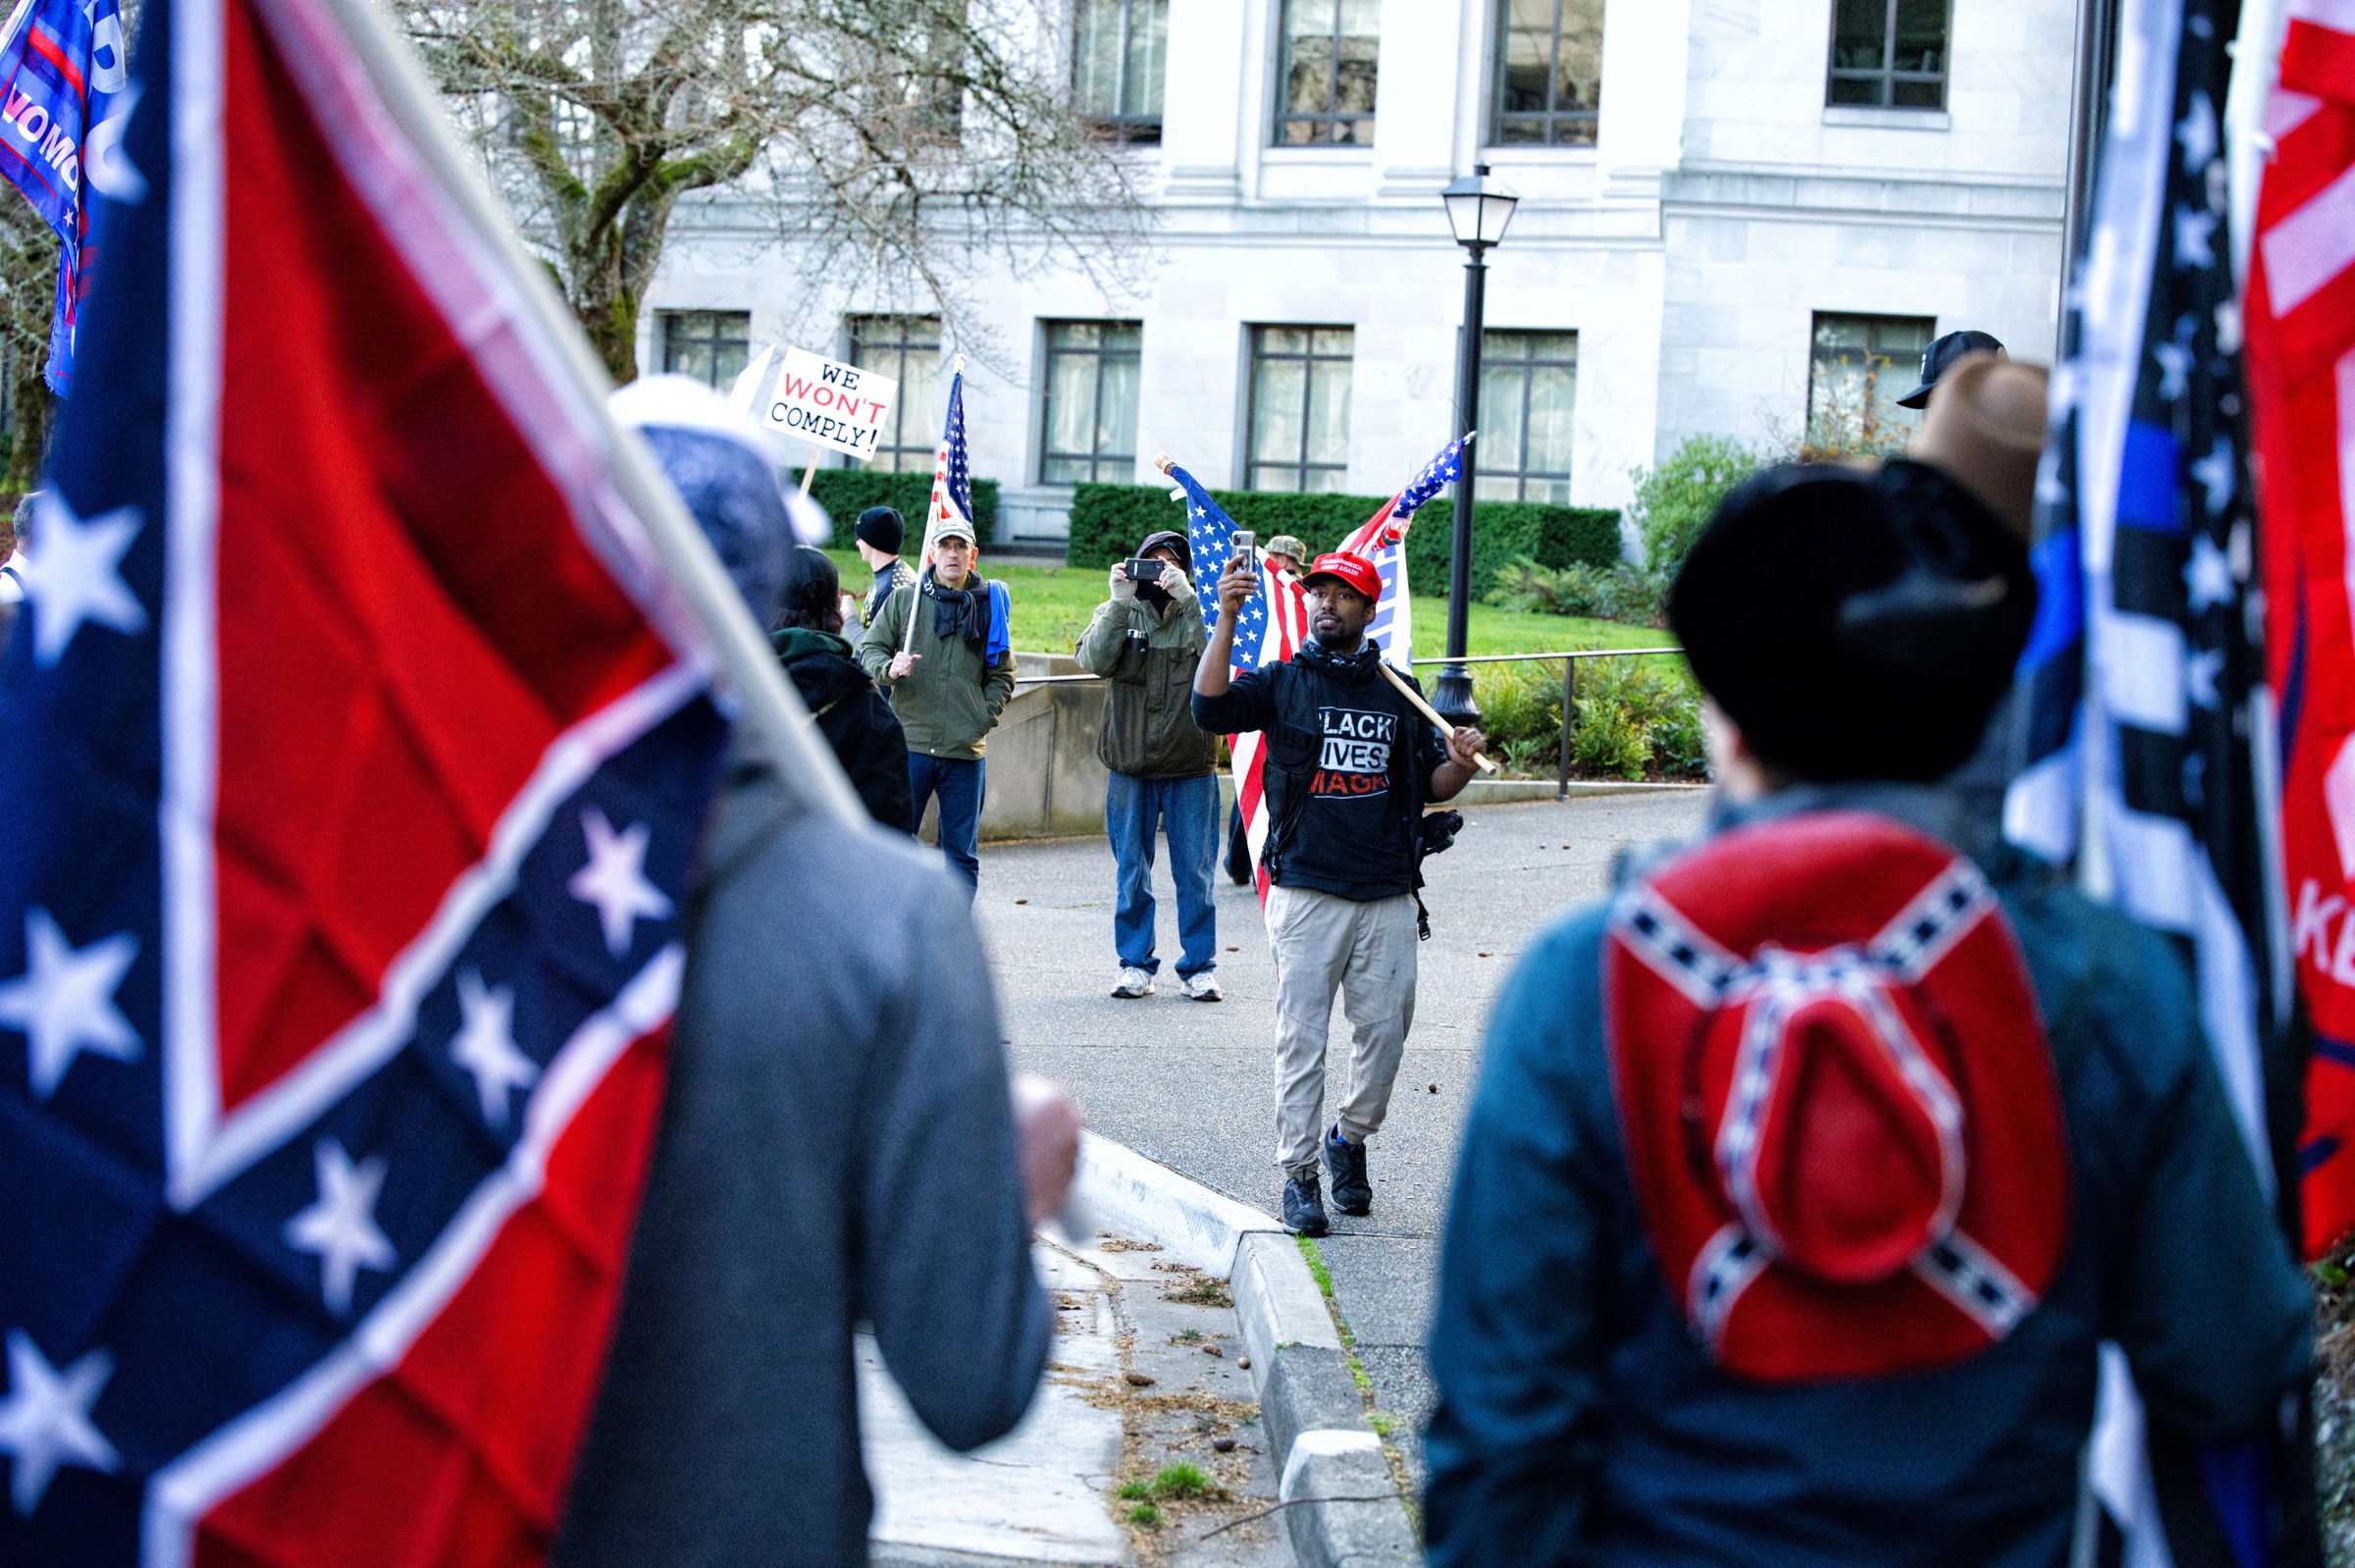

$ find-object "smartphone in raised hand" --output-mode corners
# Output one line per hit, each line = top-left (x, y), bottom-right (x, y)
(1232, 530), (1254, 558)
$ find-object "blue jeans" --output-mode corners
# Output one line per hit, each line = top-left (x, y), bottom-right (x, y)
(1106, 771), (1218, 977)
(910, 753), (984, 894)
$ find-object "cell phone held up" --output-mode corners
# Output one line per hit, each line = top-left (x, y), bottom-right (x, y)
(1122, 557), (1165, 585)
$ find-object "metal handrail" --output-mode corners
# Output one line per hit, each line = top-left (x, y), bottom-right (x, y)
(1010, 643), (1689, 801)
(1406, 647), (1680, 665)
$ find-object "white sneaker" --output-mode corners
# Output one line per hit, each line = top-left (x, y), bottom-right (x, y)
(1182, 972), (1223, 1002)
(1111, 966), (1156, 998)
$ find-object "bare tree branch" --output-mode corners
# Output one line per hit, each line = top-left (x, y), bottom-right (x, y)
(396, 0), (1153, 380)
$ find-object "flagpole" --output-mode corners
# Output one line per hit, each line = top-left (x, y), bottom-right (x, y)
(281, 0), (864, 830)
(901, 353), (965, 657)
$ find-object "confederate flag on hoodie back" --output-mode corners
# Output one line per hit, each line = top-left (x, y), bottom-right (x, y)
(1603, 811), (2069, 1385)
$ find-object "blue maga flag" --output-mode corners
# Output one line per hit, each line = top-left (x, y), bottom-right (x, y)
(0, 0), (131, 392)
(2004, 0), (2304, 1557)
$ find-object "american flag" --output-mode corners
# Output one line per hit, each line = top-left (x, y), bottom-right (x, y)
(1334, 433), (1470, 670)
(2250, 0), (2355, 1260)
(1176, 464), (1306, 901)
(0, 0), (731, 1554)
(2005, 0), (2290, 1555)
(918, 361), (972, 571)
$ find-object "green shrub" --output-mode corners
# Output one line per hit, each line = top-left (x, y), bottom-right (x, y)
(1466, 654), (1707, 780)
(1064, 483), (1619, 594)
(791, 469), (1002, 550)
(1627, 435), (1763, 576)
(1571, 696), (1652, 779)
(1487, 557), (1669, 627)
(1472, 660), (1569, 761)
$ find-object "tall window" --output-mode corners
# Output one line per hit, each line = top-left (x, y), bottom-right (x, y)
(1493, 0), (1603, 146)
(1807, 312), (1934, 452)
(1828, 0), (1950, 108)
(1248, 327), (1353, 494)
(1074, 0), (1167, 142)
(660, 310), (751, 389)
(1276, 0), (1379, 146)
(1040, 321), (1142, 484)
(1477, 332), (1578, 502)
(848, 315), (943, 474)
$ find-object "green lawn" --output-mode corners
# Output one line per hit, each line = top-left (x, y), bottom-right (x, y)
(824, 549), (1673, 661)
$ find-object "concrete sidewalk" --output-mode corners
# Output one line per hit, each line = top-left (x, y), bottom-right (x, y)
(865, 1233), (1292, 1566)
(978, 793), (1709, 1487)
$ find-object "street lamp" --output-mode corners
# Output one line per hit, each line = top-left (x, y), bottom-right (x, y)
(1434, 164), (1518, 727)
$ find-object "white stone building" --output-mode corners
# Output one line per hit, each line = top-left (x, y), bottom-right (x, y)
(643, 0), (2077, 547)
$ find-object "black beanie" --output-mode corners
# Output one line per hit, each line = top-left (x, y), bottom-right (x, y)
(855, 505), (904, 556)
(777, 545), (842, 631)
(1667, 459), (2036, 783)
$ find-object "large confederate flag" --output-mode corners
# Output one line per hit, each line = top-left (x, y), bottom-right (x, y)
(0, 0), (729, 1551)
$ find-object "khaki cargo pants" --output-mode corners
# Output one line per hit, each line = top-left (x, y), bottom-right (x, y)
(1265, 883), (1418, 1179)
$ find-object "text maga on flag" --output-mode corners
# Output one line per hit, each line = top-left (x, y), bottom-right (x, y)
(738, 345), (898, 461)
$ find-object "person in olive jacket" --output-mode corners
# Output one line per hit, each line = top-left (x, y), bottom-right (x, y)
(1074, 529), (1223, 1001)
(858, 518), (1017, 894)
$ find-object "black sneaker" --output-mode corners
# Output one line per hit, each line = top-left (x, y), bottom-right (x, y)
(1325, 1125), (1372, 1217)
(1282, 1175), (1329, 1237)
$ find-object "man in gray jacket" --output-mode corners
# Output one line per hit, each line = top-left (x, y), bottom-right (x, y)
(1074, 529), (1222, 1000)
(558, 377), (1076, 1568)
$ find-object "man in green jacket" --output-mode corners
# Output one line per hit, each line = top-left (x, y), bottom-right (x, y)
(858, 518), (1016, 893)
(1074, 529), (1222, 1001)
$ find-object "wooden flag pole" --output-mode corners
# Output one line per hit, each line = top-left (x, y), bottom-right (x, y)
(799, 451), (819, 497)
(1379, 658), (1497, 774)
(297, 0), (864, 828)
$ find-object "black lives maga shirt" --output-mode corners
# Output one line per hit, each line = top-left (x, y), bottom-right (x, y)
(1191, 641), (1445, 902)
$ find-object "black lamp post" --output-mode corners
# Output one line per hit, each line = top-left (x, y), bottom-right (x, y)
(1434, 164), (1519, 727)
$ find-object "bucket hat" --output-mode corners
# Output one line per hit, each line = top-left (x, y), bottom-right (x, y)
(1604, 810), (2068, 1384)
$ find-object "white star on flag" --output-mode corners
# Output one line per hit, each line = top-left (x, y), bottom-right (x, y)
(2153, 336), (2194, 400)
(0, 1329), (119, 1516)
(2186, 532), (2235, 613)
(2174, 88), (2220, 170)
(449, 968), (537, 1127)
(2187, 647), (2224, 707)
(284, 1137), (396, 1316)
(2189, 437), (2235, 515)
(0, 908), (141, 1100)
(2174, 204), (2220, 270)
(20, 493), (146, 667)
(567, 806), (672, 957)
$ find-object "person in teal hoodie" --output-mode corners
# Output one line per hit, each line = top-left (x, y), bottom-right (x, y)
(1425, 461), (2313, 1566)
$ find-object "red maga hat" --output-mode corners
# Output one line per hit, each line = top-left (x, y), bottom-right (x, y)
(1301, 552), (1381, 601)
(1604, 810), (2067, 1385)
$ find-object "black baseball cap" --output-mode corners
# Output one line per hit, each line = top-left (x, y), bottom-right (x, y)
(1896, 330), (2006, 409)
(1137, 530), (1193, 575)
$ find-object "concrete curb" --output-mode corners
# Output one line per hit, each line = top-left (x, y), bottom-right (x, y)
(1070, 1136), (1420, 1567)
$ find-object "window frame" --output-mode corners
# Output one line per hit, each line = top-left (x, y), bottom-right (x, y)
(1245, 325), (1354, 494)
(1805, 310), (1936, 452)
(658, 309), (752, 391)
(1491, 0), (1604, 149)
(1825, 0), (1952, 111)
(847, 315), (945, 475)
(1475, 330), (1580, 503)
(1073, 0), (1167, 143)
(1038, 319), (1144, 486)
(1273, 0), (1379, 148)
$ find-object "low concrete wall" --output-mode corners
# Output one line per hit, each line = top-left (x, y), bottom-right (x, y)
(909, 653), (1114, 843)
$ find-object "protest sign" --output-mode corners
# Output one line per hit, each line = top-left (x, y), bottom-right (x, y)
(733, 344), (898, 461)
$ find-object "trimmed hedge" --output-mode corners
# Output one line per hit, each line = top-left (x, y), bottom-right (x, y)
(790, 468), (1001, 549)
(1066, 481), (1617, 597)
